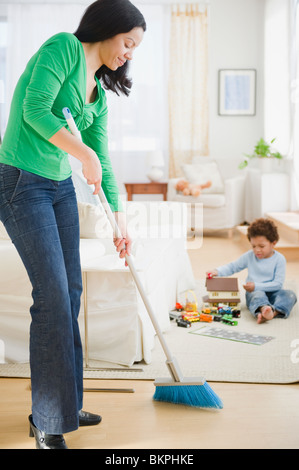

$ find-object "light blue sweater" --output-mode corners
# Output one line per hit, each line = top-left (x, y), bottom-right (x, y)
(216, 250), (286, 292)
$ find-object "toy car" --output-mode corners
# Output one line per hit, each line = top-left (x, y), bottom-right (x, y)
(169, 310), (183, 321)
(176, 318), (191, 328)
(201, 305), (218, 314)
(231, 308), (241, 318)
(217, 305), (232, 315)
(175, 302), (184, 311)
(199, 313), (213, 323)
(213, 315), (222, 322)
(182, 312), (200, 322)
(202, 307), (212, 314)
(221, 314), (238, 326)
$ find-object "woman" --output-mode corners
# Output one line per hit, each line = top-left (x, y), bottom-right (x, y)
(0, 0), (146, 449)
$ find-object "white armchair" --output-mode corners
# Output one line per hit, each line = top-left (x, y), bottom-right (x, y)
(167, 157), (246, 232)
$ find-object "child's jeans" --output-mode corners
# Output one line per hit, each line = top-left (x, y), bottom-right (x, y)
(246, 289), (297, 319)
(0, 163), (83, 434)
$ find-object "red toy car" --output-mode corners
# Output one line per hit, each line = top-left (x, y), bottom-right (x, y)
(175, 302), (184, 311)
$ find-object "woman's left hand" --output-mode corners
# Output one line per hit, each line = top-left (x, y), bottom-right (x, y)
(113, 211), (132, 266)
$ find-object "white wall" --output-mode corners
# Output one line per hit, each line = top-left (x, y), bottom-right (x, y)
(208, 0), (265, 164)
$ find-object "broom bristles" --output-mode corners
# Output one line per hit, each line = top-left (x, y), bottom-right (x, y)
(153, 382), (223, 409)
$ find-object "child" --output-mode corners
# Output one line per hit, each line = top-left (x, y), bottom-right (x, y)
(207, 218), (297, 324)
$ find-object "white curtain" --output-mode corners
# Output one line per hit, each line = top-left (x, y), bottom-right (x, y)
(106, 3), (170, 183)
(168, 3), (209, 178)
(291, 0), (299, 209)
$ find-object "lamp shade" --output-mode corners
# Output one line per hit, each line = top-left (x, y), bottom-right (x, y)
(147, 150), (164, 167)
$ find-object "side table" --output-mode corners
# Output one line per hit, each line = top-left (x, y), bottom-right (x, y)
(125, 182), (168, 201)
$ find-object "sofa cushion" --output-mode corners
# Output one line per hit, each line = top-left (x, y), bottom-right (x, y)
(78, 202), (113, 239)
(200, 193), (226, 207)
(181, 161), (224, 194)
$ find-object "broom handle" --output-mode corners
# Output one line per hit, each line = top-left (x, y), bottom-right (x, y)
(62, 108), (181, 380)
(100, 189), (179, 371)
(99, 189), (181, 373)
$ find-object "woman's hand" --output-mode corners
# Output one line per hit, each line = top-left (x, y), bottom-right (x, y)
(49, 127), (102, 194)
(113, 211), (132, 266)
(82, 152), (102, 195)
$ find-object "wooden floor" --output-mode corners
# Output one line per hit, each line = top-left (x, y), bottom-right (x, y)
(1, 230), (299, 450)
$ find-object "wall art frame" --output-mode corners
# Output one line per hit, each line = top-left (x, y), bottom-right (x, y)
(218, 69), (256, 116)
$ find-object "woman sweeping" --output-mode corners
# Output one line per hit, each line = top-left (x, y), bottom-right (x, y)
(0, 0), (145, 449)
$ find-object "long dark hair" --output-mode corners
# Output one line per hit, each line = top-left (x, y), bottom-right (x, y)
(74, 0), (146, 96)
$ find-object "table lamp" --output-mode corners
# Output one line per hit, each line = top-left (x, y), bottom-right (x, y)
(146, 150), (164, 182)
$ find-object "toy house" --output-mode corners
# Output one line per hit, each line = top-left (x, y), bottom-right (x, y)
(203, 277), (240, 307)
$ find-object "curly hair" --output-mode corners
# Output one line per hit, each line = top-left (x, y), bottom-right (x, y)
(247, 218), (279, 243)
(74, 0), (146, 97)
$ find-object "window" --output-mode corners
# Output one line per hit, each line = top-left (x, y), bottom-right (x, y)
(106, 4), (169, 154)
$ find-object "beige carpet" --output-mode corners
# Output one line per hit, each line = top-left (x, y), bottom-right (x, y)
(1, 280), (299, 384)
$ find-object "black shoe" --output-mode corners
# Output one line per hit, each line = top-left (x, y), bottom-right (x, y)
(78, 410), (102, 426)
(28, 415), (68, 449)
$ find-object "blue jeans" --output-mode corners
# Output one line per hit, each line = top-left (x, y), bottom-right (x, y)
(0, 163), (83, 434)
(246, 289), (297, 319)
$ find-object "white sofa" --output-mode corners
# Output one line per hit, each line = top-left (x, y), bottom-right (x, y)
(167, 157), (246, 232)
(0, 197), (195, 366)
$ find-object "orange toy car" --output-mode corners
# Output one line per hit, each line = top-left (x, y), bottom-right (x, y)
(202, 307), (212, 314)
(199, 313), (213, 323)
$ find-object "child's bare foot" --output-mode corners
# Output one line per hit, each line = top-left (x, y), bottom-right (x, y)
(257, 305), (276, 324)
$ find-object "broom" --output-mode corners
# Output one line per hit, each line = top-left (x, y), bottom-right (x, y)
(63, 107), (223, 410)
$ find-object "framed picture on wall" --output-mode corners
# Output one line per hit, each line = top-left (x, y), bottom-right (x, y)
(218, 69), (256, 116)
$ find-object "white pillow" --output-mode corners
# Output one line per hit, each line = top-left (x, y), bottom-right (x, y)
(181, 161), (224, 193)
(77, 202), (113, 239)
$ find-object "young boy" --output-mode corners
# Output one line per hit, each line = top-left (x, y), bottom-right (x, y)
(207, 218), (297, 324)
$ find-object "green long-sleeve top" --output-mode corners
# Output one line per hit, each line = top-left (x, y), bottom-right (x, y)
(0, 32), (122, 211)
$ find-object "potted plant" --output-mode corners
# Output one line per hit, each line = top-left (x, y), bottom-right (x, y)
(238, 137), (283, 170)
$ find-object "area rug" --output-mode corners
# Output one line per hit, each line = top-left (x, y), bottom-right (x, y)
(1, 280), (299, 384)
